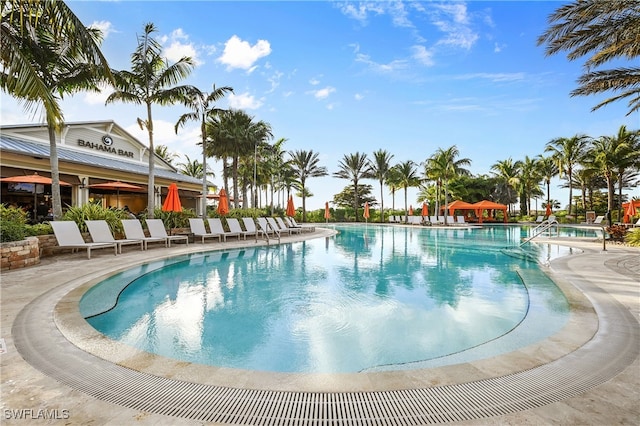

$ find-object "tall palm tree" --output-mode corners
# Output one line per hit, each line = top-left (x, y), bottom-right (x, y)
(545, 134), (591, 215)
(176, 154), (213, 179)
(1, 0), (112, 219)
(154, 145), (177, 165)
(491, 158), (521, 214)
(289, 150), (328, 222)
(369, 149), (394, 223)
(175, 84), (233, 216)
(536, 155), (559, 214)
(392, 160), (421, 223)
(427, 146), (471, 225)
(518, 156), (541, 216)
(611, 125), (640, 219)
(538, 1), (640, 115)
(106, 23), (195, 218)
(333, 152), (373, 222)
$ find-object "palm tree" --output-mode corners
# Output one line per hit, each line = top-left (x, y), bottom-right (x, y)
(585, 126), (639, 216)
(392, 160), (421, 223)
(536, 155), (559, 214)
(545, 134), (591, 215)
(491, 158), (521, 214)
(175, 84), (233, 216)
(427, 146), (471, 225)
(176, 154), (215, 180)
(154, 145), (177, 165)
(1, 0), (112, 219)
(538, 1), (640, 115)
(105, 23), (195, 218)
(518, 156), (541, 216)
(611, 126), (640, 219)
(369, 149), (394, 223)
(333, 152), (373, 222)
(289, 150), (328, 222)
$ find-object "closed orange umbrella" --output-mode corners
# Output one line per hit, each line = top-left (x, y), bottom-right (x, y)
(286, 195), (296, 217)
(623, 201), (636, 223)
(363, 202), (370, 222)
(324, 202), (330, 223)
(217, 188), (229, 215)
(545, 204), (552, 217)
(421, 202), (428, 217)
(409, 205), (413, 216)
(162, 183), (182, 212)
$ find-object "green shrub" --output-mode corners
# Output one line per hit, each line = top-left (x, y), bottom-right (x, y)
(62, 204), (129, 233)
(25, 223), (53, 236)
(142, 208), (197, 230)
(0, 204), (28, 242)
(624, 228), (640, 247)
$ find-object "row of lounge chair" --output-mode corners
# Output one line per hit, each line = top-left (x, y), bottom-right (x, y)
(50, 216), (315, 259)
(388, 215), (469, 226)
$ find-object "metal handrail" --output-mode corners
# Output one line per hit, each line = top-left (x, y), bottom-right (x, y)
(520, 219), (558, 247)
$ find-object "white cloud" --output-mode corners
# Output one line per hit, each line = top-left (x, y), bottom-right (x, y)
(125, 119), (200, 163)
(89, 20), (115, 39)
(355, 53), (408, 74)
(354, 93), (364, 101)
(338, 1), (412, 28)
(494, 42), (507, 53)
(228, 92), (264, 110)
(218, 35), (271, 71)
(161, 28), (202, 66)
(454, 73), (525, 83)
(430, 3), (479, 50)
(411, 45), (435, 67)
(309, 87), (336, 100)
(309, 77), (321, 86)
(83, 83), (112, 106)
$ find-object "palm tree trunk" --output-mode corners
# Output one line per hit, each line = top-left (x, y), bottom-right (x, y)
(146, 104), (156, 219)
(404, 186), (408, 223)
(48, 125), (63, 220)
(379, 183), (384, 223)
(232, 155), (240, 209)
(354, 181), (359, 222)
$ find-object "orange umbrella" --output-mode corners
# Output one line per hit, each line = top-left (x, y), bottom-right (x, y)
(421, 202), (428, 217)
(89, 180), (142, 209)
(545, 204), (552, 216)
(623, 201), (636, 223)
(217, 188), (229, 215)
(363, 202), (370, 222)
(162, 183), (182, 212)
(324, 202), (330, 223)
(0, 172), (71, 186)
(409, 205), (413, 216)
(286, 195), (296, 217)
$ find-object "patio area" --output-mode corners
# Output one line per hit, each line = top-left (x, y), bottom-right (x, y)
(1, 230), (638, 425)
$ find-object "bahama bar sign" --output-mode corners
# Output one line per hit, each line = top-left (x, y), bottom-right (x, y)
(77, 135), (134, 158)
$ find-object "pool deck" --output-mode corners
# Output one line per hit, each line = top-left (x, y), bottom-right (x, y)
(1, 226), (638, 425)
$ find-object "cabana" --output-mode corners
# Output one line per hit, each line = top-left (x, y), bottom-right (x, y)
(473, 200), (508, 223)
(440, 200), (477, 217)
(622, 200), (640, 223)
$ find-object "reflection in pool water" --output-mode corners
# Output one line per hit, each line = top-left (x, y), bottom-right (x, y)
(82, 224), (572, 373)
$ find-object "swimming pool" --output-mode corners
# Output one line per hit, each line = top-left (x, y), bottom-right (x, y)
(81, 224), (572, 373)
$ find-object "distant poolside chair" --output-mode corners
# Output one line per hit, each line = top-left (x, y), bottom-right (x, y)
(207, 218), (240, 242)
(146, 219), (188, 247)
(50, 221), (118, 259)
(633, 218), (640, 228)
(455, 215), (468, 226)
(189, 218), (222, 243)
(257, 217), (277, 236)
(227, 218), (253, 240)
(429, 216), (441, 225)
(276, 217), (302, 234)
(535, 215), (544, 223)
(86, 219), (144, 253)
(593, 215), (605, 225)
(286, 217), (315, 232)
(121, 219), (167, 249)
(241, 217), (264, 239)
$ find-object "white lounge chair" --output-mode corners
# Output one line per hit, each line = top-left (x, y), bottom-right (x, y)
(593, 215), (605, 225)
(534, 215), (544, 223)
(633, 218), (640, 228)
(121, 219), (167, 249)
(455, 215), (468, 226)
(188, 218), (222, 243)
(146, 219), (189, 247)
(207, 218), (240, 242)
(50, 221), (117, 259)
(276, 217), (301, 234)
(241, 217), (264, 238)
(429, 216), (442, 225)
(86, 220), (144, 253)
(257, 217), (277, 236)
(286, 217), (315, 232)
(227, 218), (253, 240)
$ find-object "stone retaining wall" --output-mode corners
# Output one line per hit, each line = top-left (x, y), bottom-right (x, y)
(1, 237), (40, 271)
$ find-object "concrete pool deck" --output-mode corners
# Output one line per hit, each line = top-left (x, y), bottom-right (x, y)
(1, 227), (638, 424)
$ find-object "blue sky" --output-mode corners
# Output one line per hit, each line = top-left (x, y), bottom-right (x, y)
(2, 1), (639, 211)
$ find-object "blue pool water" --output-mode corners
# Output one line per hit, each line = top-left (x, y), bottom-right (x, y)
(82, 224), (572, 373)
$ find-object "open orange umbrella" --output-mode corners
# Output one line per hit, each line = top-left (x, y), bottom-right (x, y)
(623, 200), (636, 223)
(0, 172), (71, 186)
(286, 195), (296, 217)
(363, 202), (370, 222)
(324, 202), (330, 223)
(217, 188), (229, 215)
(89, 180), (142, 209)
(162, 183), (182, 212)
(421, 202), (428, 217)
